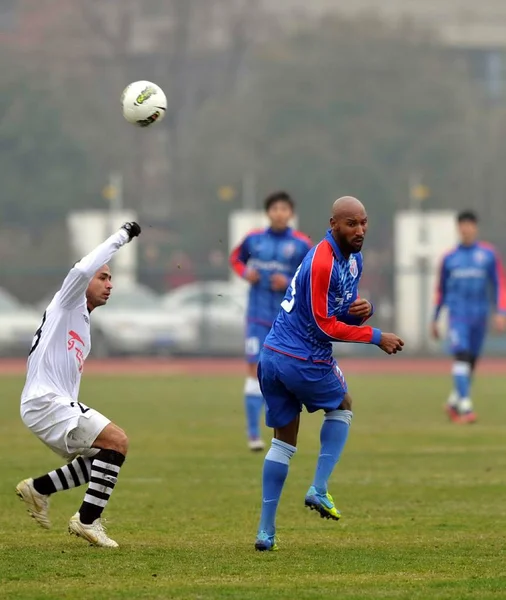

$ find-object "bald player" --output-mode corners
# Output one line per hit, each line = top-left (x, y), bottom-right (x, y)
(254, 197), (404, 551)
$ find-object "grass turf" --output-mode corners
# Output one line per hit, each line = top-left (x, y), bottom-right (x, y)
(1, 372), (506, 599)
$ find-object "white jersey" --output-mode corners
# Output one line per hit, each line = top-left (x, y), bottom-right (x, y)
(21, 229), (129, 404)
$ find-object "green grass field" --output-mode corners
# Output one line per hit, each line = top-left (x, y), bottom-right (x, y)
(1, 372), (506, 599)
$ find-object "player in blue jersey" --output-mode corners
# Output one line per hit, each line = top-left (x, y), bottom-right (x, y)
(254, 196), (404, 551)
(230, 191), (312, 451)
(432, 210), (506, 424)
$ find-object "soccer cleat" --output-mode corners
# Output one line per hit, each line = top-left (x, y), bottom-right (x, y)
(445, 403), (461, 423)
(305, 486), (341, 521)
(248, 438), (265, 452)
(255, 530), (278, 551)
(459, 411), (477, 424)
(15, 478), (51, 529)
(68, 513), (119, 548)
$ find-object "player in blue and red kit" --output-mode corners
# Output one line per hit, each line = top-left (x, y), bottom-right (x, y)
(229, 191), (312, 451)
(254, 196), (404, 551)
(432, 210), (506, 424)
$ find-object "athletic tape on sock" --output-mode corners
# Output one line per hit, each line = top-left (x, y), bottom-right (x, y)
(452, 361), (471, 376)
(325, 409), (353, 426)
(265, 438), (296, 465)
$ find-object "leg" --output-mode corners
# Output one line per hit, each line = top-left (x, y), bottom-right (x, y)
(445, 354), (480, 410)
(68, 416), (128, 548)
(255, 351), (300, 551)
(33, 456), (93, 495)
(16, 456), (92, 529)
(74, 423), (128, 523)
(274, 413), (300, 446)
(305, 365), (350, 520)
(452, 351), (473, 410)
(256, 415), (299, 551)
(245, 362), (264, 451)
(470, 355), (478, 377)
(458, 354), (479, 423)
(16, 395), (102, 530)
(457, 320), (488, 423)
(447, 321), (474, 421)
(448, 350), (478, 423)
(311, 394), (353, 496)
(244, 324), (270, 451)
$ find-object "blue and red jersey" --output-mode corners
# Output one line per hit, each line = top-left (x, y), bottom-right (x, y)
(230, 227), (312, 326)
(264, 229), (382, 364)
(434, 242), (506, 320)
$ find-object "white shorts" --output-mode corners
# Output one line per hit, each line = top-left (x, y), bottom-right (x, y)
(20, 394), (110, 461)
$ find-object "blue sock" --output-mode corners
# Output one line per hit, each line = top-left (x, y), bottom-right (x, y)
(244, 377), (263, 439)
(452, 361), (471, 399)
(312, 410), (353, 495)
(258, 439), (296, 536)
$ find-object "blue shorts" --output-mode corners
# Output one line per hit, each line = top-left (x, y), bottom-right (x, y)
(245, 322), (272, 364)
(257, 347), (348, 429)
(448, 318), (488, 357)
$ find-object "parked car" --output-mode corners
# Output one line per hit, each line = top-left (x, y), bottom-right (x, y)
(88, 284), (195, 357)
(0, 288), (43, 357)
(161, 281), (247, 356)
(36, 284), (194, 357)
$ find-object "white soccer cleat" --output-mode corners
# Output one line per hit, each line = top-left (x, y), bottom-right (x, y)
(15, 478), (51, 529)
(68, 513), (119, 548)
(248, 438), (265, 452)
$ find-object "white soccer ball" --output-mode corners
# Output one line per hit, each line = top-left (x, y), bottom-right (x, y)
(121, 81), (167, 127)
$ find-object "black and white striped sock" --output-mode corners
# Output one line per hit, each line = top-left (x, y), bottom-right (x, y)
(32, 457), (92, 496)
(78, 449), (125, 525)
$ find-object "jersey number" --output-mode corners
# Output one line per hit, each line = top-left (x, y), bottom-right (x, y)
(29, 311), (47, 356)
(70, 401), (90, 415)
(281, 265), (301, 313)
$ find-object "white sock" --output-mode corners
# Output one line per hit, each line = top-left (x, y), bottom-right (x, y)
(447, 390), (459, 407)
(459, 397), (473, 413)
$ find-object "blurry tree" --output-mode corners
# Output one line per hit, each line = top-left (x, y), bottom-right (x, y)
(466, 104), (506, 248)
(5, 3), (503, 272)
(23, 0), (264, 221)
(0, 54), (97, 301)
(0, 61), (98, 225)
(186, 16), (485, 248)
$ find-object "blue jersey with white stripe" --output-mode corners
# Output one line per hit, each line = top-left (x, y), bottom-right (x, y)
(230, 227), (312, 326)
(264, 230), (382, 364)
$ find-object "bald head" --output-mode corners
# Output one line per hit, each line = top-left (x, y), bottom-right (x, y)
(332, 196), (365, 218)
(329, 196), (368, 256)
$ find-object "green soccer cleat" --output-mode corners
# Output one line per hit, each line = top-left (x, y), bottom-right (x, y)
(255, 530), (278, 552)
(304, 486), (341, 521)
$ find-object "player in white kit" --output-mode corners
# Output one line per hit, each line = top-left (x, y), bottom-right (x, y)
(15, 222), (141, 548)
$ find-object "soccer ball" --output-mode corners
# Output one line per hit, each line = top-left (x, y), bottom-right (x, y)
(121, 81), (167, 127)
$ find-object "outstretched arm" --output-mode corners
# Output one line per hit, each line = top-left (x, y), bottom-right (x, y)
(58, 222), (141, 309)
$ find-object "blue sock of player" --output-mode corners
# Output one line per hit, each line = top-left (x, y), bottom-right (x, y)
(244, 376), (263, 439)
(312, 410), (353, 495)
(452, 361), (471, 400)
(258, 439), (296, 536)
